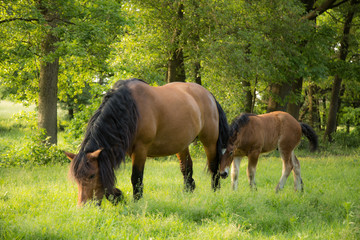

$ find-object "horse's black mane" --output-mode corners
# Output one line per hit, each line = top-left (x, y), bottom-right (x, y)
(229, 113), (257, 142)
(70, 78), (146, 194)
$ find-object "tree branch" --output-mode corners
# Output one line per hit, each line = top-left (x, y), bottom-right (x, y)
(0, 16), (75, 25)
(301, 0), (350, 21)
(0, 17), (39, 24)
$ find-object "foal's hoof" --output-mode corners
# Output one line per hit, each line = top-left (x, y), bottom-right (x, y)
(106, 188), (124, 205)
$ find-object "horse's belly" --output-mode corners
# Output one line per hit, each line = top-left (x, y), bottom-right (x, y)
(146, 138), (194, 157)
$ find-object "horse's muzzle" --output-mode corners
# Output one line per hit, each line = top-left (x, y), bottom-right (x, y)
(220, 168), (229, 179)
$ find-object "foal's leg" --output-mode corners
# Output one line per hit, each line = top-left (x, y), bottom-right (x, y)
(176, 147), (195, 192)
(247, 150), (260, 190)
(231, 156), (242, 190)
(275, 148), (293, 192)
(131, 150), (146, 201)
(291, 152), (303, 192)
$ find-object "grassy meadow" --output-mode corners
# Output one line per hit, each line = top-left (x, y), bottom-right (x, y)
(0, 101), (360, 239)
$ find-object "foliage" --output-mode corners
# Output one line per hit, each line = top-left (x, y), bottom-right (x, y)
(62, 92), (104, 149)
(0, 0), (125, 105)
(0, 128), (67, 167)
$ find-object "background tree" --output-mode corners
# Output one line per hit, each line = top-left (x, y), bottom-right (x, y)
(0, 0), (124, 144)
(324, 0), (359, 142)
(1, 0), (360, 149)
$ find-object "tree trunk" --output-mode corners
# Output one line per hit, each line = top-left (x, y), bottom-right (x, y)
(242, 44), (253, 113)
(287, 77), (303, 120)
(242, 80), (252, 113)
(166, 48), (186, 83)
(267, 82), (291, 112)
(38, 32), (59, 145)
(308, 84), (315, 127)
(324, 1), (355, 142)
(36, 2), (59, 145)
(194, 61), (201, 85)
(166, 3), (186, 83)
(286, 1), (315, 119)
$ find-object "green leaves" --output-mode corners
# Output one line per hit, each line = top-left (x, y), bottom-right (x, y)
(0, 0), (125, 103)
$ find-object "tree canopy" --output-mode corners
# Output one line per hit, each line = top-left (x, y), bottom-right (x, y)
(1, 0), (359, 144)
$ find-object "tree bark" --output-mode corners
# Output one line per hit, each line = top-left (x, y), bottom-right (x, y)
(308, 84), (321, 129)
(324, 1), (355, 142)
(37, 2), (59, 144)
(194, 62), (201, 85)
(287, 77), (303, 120)
(166, 3), (186, 83)
(242, 80), (252, 113)
(267, 82), (292, 112)
(301, 0), (350, 21)
(166, 48), (186, 83)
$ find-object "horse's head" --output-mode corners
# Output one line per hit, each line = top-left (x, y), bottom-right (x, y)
(66, 149), (124, 206)
(219, 143), (236, 179)
(66, 150), (104, 206)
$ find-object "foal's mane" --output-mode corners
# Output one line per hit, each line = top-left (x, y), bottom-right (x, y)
(70, 78), (146, 193)
(229, 113), (257, 142)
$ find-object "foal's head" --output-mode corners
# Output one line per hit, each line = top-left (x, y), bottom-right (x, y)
(219, 141), (236, 179)
(219, 113), (252, 179)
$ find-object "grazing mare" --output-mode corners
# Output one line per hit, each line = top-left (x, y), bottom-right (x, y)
(65, 79), (229, 205)
(219, 111), (318, 192)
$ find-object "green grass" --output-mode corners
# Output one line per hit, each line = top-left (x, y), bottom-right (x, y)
(0, 100), (359, 239)
(1, 155), (359, 239)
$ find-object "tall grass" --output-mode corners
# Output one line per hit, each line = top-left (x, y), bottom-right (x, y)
(1, 155), (359, 239)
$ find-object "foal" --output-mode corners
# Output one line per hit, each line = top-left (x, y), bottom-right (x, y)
(219, 111), (318, 192)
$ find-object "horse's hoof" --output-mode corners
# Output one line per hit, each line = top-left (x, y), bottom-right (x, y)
(106, 188), (124, 205)
(184, 179), (196, 192)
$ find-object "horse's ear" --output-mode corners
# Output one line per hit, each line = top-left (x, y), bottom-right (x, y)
(86, 149), (103, 161)
(64, 152), (76, 161)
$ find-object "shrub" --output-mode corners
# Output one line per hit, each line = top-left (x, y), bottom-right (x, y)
(0, 129), (68, 167)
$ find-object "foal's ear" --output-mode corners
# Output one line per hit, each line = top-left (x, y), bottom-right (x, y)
(86, 149), (103, 161)
(64, 152), (76, 161)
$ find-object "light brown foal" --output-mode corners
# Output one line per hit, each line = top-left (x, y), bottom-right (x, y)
(219, 111), (318, 192)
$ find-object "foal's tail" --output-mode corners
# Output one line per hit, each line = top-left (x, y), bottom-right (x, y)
(213, 99), (230, 173)
(300, 123), (318, 152)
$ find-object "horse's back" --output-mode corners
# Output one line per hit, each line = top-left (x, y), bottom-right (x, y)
(235, 111), (301, 155)
(259, 111), (302, 151)
(129, 81), (218, 157)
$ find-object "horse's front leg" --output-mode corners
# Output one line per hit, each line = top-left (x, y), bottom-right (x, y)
(131, 150), (146, 201)
(203, 143), (221, 191)
(176, 147), (195, 192)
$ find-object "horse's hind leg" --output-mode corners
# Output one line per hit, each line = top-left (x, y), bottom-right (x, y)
(276, 148), (293, 192)
(231, 156), (242, 190)
(176, 147), (195, 192)
(291, 152), (303, 192)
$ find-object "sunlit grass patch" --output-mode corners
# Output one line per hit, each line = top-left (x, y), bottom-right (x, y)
(1, 154), (359, 239)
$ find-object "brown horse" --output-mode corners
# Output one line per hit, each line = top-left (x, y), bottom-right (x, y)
(65, 79), (229, 205)
(219, 111), (318, 192)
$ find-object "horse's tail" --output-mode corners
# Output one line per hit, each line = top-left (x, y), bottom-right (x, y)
(300, 123), (318, 152)
(213, 99), (230, 173)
